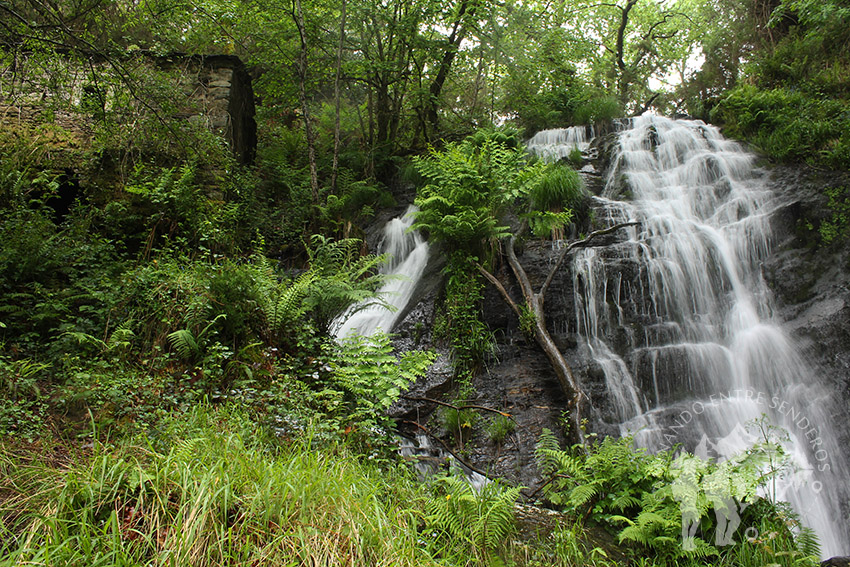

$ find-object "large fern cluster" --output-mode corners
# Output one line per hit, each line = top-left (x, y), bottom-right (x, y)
(328, 332), (436, 430)
(535, 429), (664, 519)
(425, 475), (522, 564)
(534, 429), (819, 566)
(412, 133), (547, 257)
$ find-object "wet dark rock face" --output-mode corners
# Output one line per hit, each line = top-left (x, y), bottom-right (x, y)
(390, 145), (850, 496)
(761, 165), (850, 448)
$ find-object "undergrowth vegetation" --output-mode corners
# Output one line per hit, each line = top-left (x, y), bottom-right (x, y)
(709, 0), (850, 173)
(0, 405), (437, 567)
(534, 428), (821, 567)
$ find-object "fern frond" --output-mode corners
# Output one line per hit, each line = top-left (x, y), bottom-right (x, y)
(796, 526), (821, 558)
(168, 329), (200, 360)
(610, 493), (641, 511)
(569, 482), (600, 507)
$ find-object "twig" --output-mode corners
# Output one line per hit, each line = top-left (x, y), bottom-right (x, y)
(401, 396), (516, 421)
(476, 263), (522, 319)
(399, 420), (495, 481)
(539, 221), (640, 298)
(523, 473), (571, 500)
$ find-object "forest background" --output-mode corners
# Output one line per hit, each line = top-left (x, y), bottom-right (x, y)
(0, 0), (848, 564)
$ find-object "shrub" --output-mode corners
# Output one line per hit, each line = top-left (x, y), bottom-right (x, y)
(528, 164), (584, 212)
(573, 96), (623, 125)
(534, 427), (819, 565)
(711, 85), (850, 169)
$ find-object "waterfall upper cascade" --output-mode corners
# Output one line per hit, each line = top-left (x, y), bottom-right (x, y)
(530, 116), (848, 556)
(526, 125), (594, 161)
(333, 205), (429, 338)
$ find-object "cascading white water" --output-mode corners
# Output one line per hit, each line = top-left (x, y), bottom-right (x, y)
(333, 205), (429, 338)
(532, 116), (848, 556)
(526, 125), (594, 161)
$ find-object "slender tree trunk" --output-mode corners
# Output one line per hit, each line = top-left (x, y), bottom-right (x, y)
(294, 0), (320, 203)
(504, 236), (586, 443)
(615, 0), (639, 107)
(331, 0), (347, 192)
(425, 0), (477, 138)
(366, 84), (375, 177)
(478, 223), (639, 444)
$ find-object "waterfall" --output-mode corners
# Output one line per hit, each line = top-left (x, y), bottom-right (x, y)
(526, 125), (594, 161)
(534, 116), (848, 556)
(333, 205), (429, 338)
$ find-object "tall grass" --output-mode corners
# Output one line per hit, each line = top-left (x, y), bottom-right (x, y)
(528, 164), (584, 213)
(0, 405), (437, 567)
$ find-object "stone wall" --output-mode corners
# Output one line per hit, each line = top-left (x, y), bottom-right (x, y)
(0, 52), (256, 164)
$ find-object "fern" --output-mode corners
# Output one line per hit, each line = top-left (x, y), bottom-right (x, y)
(425, 476), (521, 562)
(796, 526), (821, 559)
(167, 329), (200, 360)
(264, 270), (314, 333)
(534, 427), (562, 476)
(327, 332), (436, 426)
(167, 314), (225, 362)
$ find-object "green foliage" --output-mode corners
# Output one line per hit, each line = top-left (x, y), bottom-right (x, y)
(528, 164), (585, 212)
(548, 520), (613, 566)
(413, 127), (578, 382)
(122, 162), (244, 256)
(438, 255), (495, 379)
(327, 332), (436, 433)
(302, 235), (389, 335)
(413, 133), (546, 256)
(818, 186), (850, 245)
(257, 265), (315, 347)
(0, 405), (439, 567)
(711, 85), (850, 169)
(425, 475), (523, 564)
(567, 146), (584, 168)
(322, 172), (396, 227)
(708, 0), (850, 169)
(486, 414), (517, 445)
(524, 163), (585, 239)
(535, 426), (818, 566)
(573, 95), (624, 126)
(167, 314), (227, 363)
(535, 429), (665, 521)
(442, 404), (479, 448)
(0, 204), (124, 357)
(0, 356), (51, 440)
(528, 210), (575, 240)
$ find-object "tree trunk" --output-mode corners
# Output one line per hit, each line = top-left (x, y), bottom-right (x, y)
(331, 0), (347, 192)
(615, 0), (639, 106)
(293, 0), (320, 203)
(504, 236), (587, 443)
(479, 223), (640, 444)
(424, 0), (477, 139)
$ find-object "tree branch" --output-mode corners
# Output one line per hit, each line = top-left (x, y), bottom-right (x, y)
(401, 396), (516, 421)
(476, 263), (523, 320)
(400, 420), (496, 480)
(539, 221), (640, 298)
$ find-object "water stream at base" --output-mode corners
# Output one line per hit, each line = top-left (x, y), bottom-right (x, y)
(530, 116), (848, 556)
(333, 205), (429, 338)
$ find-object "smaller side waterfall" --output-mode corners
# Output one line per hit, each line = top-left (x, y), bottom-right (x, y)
(333, 205), (429, 338)
(526, 125), (594, 161)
